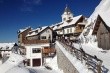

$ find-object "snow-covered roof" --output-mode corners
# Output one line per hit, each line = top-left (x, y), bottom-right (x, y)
(0, 53), (28, 73)
(53, 15), (83, 30)
(99, 10), (110, 27)
(18, 26), (31, 34)
(26, 26), (48, 37)
(78, 22), (86, 25)
(79, 0), (110, 38)
(0, 43), (15, 50)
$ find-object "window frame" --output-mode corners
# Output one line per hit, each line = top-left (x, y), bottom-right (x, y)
(32, 48), (41, 53)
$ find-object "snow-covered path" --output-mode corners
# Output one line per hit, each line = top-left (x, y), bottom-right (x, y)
(28, 67), (61, 73)
(27, 55), (63, 73)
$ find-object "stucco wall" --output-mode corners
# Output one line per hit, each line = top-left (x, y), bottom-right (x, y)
(55, 43), (79, 73)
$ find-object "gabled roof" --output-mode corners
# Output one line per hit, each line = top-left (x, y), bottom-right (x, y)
(53, 15), (84, 30)
(26, 26), (52, 37)
(99, 11), (110, 27)
(0, 43), (15, 51)
(92, 15), (110, 35)
(18, 26), (31, 34)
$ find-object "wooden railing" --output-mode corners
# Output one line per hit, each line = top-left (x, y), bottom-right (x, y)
(58, 39), (103, 73)
(43, 48), (56, 53)
(75, 29), (82, 33)
(74, 29), (83, 33)
(23, 39), (49, 44)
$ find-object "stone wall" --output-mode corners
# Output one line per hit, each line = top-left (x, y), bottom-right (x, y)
(55, 43), (79, 73)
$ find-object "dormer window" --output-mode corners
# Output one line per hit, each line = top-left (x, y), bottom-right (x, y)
(35, 30), (38, 33)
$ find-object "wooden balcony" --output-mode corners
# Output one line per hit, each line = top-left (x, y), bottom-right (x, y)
(43, 48), (56, 54)
(74, 29), (83, 33)
(23, 39), (49, 44)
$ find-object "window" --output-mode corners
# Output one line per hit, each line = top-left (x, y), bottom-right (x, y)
(69, 17), (71, 19)
(67, 29), (69, 33)
(35, 30), (38, 33)
(32, 48), (41, 53)
(70, 28), (72, 33)
(46, 30), (50, 33)
(18, 35), (20, 38)
(41, 36), (46, 39)
(27, 59), (30, 66)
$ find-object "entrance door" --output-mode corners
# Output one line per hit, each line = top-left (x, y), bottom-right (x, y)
(32, 58), (41, 67)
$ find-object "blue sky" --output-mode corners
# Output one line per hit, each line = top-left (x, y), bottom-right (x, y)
(0, 0), (100, 42)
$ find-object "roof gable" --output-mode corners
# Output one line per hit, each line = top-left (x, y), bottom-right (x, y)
(55, 15), (84, 30)
(92, 15), (110, 35)
(26, 26), (53, 37)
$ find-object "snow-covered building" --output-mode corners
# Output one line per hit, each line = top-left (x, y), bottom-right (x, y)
(25, 45), (43, 67)
(52, 5), (87, 40)
(18, 26), (56, 67)
(0, 43), (15, 58)
(18, 26), (32, 45)
(92, 14), (110, 50)
(26, 26), (53, 44)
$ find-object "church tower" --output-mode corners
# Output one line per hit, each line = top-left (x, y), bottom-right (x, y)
(61, 5), (73, 22)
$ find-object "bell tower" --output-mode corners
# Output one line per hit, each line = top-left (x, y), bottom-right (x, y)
(61, 5), (73, 22)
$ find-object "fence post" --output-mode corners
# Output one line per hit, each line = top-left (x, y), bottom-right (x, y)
(81, 51), (83, 63)
(97, 61), (102, 73)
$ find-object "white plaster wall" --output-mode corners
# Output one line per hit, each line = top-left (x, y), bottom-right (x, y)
(40, 29), (52, 41)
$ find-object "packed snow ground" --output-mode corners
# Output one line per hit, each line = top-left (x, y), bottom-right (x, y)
(0, 54), (63, 73)
(0, 42), (63, 73)
(0, 53), (29, 73)
(74, 42), (110, 73)
(27, 56), (63, 73)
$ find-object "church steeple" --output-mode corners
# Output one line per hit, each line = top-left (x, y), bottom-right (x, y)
(62, 5), (73, 22)
(64, 4), (72, 14)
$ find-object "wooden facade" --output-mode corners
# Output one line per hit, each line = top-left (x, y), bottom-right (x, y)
(42, 47), (56, 57)
(92, 15), (110, 50)
(74, 23), (85, 37)
(23, 39), (49, 44)
(55, 15), (86, 39)
(18, 27), (31, 45)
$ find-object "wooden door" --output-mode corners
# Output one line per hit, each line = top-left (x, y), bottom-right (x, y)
(32, 59), (41, 67)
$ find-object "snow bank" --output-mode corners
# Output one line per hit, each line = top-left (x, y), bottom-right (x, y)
(28, 66), (63, 73)
(74, 43), (110, 73)
(45, 56), (63, 73)
(0, 53), (29, 73)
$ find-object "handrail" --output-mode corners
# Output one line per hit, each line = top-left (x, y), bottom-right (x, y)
(58, 38), (103, 73)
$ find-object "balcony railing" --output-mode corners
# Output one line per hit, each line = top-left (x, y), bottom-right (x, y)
(23, 39), (49, 44)
(43, 48), (56, 54)
(74, 29), (83, 33)
(58, 38), (103, 73)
